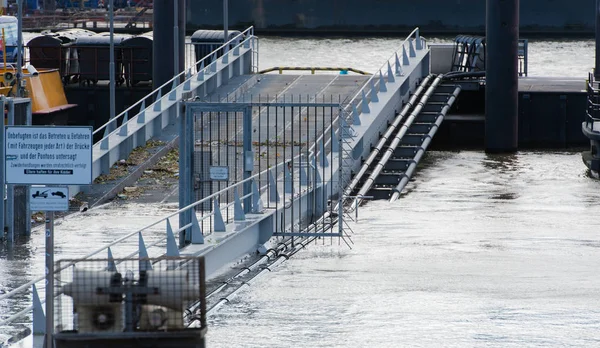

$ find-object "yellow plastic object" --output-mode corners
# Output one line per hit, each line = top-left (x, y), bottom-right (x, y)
(0, 85), (11, 96)
(23, 68), (76, 115)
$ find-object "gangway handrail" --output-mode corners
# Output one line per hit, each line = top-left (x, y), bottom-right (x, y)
(341, 27), (421, 113)
(92, 26), (255, 139)
(0, 153), (298, 327)
(307, 27), (424, 155)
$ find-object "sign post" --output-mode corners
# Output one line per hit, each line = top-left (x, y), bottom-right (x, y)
(29, 185), (69, 348)
(5, 126), (92, 347)
(45, 209), (54, 348)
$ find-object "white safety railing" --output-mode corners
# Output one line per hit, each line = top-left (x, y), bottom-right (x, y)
(93, 26), (256, 139)
(90, 26), (257, 182)
(310, 27), (426, 154)
(0, 156), (299, 330)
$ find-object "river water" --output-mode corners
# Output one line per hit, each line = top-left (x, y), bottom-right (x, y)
(2, 35), (600, 347)
(207, 36), (600, 347)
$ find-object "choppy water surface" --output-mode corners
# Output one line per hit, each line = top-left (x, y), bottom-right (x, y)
(258, 36), (595, 77)
(207, 151), (600, 347)
(2, 35), (600, 346)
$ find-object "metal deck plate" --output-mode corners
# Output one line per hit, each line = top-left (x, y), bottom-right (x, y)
(519, 77), (586, 93)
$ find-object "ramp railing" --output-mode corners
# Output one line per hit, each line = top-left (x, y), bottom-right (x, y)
(319, 28), (426, 212)
(309, 28), (426, 196)
(86, 26), (257, 189)
(0, 157), (287, 335)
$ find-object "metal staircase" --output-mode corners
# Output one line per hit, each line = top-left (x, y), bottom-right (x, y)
(347, 74), (461, 202)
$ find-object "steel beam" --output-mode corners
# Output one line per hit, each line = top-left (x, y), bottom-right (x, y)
(485, 0), (519, 152)
(596, 0), (600, 78)
(153, 0), (185, 92)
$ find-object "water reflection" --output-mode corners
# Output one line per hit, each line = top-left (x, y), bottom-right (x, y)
(207, 151), (600, 347)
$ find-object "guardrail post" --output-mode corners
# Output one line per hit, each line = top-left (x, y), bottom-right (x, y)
(387, 62), (395, 82)
(311, 155), (321, 184)
(210, 56), (218, 73)
(352, 104), (361, 125)
(331, 129), (340, 153)
(107, 247), (117, 271)
(268, 169), (280, 203)
(395, 52), (403, 76)
(184, 69), (192, 91)
(409, 39), (417, 57)
(370, 80), (379, 103)
(234, 188), (246, 221)
(191, 212), (204, 244)
(100, 127), (109, 150)
(415, 29), (423, 50)
(166, 220), (180, 256)
(379, 71), (387, 92)
(138, 232), (152, 271)
(299, 164), (308, 185)
(213, 199), (226, 232)
(153, 89), (162, 111)
(402, 46), (410, 65)
(137, 100), (146, 124)
(169, 79), (178, 101)
(197, 61), (205, 81)
(222, 51), (229, 64)
(318, 140), (329, 167)
(32, 284), (45, 335)
(361, 90), (370, 114)
(118, 112), (129, 136)
(251, 180), (263, 213)
(233, 46), (240, 56)
(284, 165), (293, 194)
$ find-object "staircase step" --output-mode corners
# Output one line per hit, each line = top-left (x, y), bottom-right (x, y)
(408, 123), (432, 134)
(374, 172), (403, 185)
(428, 93), (452, 103)
(367, 187), (393, 200)
(435, 84), (459, 94)
(422, 102), (447, 113)
(401, 134), (425, 145)
(394, 145), (419, 158)
(385, 158), (412, 171)
(415, 112), (438, 123)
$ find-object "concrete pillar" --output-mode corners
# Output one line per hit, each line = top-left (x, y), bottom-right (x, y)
(153, 0), (186, 93)
(485, 0), (519, 153)
(596, 0), (600, 78)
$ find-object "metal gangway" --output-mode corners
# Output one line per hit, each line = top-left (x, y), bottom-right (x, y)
(0, 27), (434, 346)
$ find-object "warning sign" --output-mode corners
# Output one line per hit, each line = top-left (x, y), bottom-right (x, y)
(30, 186), (69, 212)
(5, 126), (93, 185)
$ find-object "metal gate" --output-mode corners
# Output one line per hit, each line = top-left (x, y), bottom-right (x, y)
(179, 97), (348, 241)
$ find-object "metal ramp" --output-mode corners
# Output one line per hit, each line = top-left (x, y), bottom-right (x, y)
(347, 74), (461, 202)
(0, 28), (434, 347)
